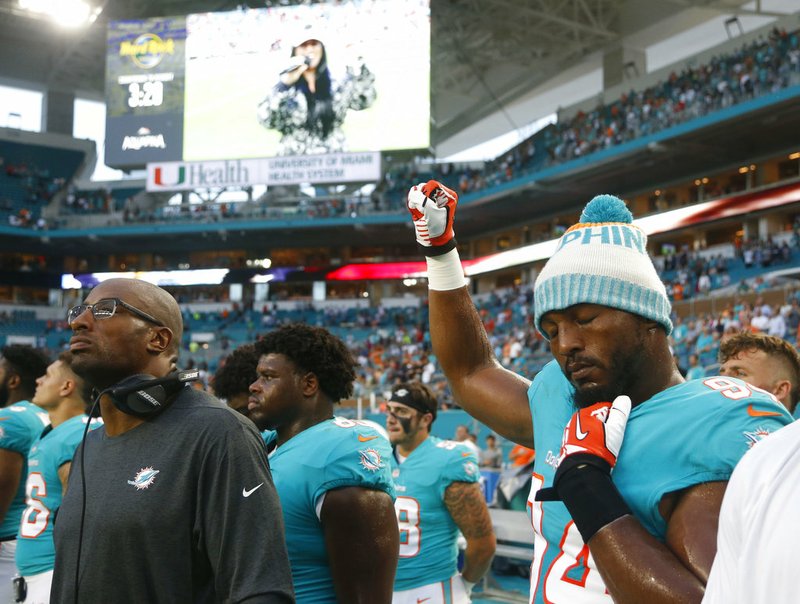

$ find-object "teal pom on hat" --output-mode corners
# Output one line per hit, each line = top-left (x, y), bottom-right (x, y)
(579, 194), (632, 224)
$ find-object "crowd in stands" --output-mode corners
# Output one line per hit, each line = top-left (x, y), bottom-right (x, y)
(175, 277), (800, 411)
(4, 239), (800, 413)
(545, 27), (800, 165)
(63, 187), (117, 214)
(4, 26), (795, 230)
(0, 156), (63, 229)
(379, 26), (800, 210)
(659, 234), (800, 302)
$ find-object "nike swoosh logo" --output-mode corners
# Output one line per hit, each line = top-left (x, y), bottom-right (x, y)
(417, 599), (430, 604)
(747, 404), (783, 417)
(358, 434), (378, 442)
(242, 483), (264, 497)
(575, 414), (589, 440)
(461, 452), (472, 457)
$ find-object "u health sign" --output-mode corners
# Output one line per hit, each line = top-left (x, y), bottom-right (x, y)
(146, 152), (381, 191)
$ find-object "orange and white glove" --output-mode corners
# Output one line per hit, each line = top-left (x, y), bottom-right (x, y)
(407, 180), (458, 256)
(556, 397), (631, 469)
(536, 396), (632, 543)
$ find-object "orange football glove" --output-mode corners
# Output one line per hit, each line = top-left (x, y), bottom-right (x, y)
(406, 180), (458, 256)
(556, 397), (631, 469)
(535, 396), (633, 543)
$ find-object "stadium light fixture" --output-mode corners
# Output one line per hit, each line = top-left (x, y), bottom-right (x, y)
(18, 0), (102, 27)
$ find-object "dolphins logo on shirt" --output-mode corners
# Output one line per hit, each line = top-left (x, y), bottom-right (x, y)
(743, 426), (772, 449)
(359, 448), (383, 472)
(127, 467), (160, 490)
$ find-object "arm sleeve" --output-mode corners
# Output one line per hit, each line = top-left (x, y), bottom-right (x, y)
(338, 63), (377, 112)
(257, 85), (308, 134)
(196, 418), (294, 603)
(652, 387), (793, 499)
(56, 425), (86, 468)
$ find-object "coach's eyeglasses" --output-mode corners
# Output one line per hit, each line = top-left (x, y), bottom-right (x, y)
(67, 298), (164, 326)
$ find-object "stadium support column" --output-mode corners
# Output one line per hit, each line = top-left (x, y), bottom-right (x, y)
(759, 215), (784, 241)
(602, 46), (646, 90)
(312, 281), (326, 302)
(45, 89), (75, 135)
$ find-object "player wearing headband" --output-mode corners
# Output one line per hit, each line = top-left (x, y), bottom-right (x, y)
(385, 382), (495, 604)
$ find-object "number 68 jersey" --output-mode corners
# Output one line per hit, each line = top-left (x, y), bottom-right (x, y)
(527, 360), (793, 604)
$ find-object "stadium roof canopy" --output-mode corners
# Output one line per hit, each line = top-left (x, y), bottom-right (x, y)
(0, 0), (794, 156)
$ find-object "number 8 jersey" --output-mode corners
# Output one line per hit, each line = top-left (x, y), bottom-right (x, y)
(527, 360), (793, 604)
(390, 435), (480, 591)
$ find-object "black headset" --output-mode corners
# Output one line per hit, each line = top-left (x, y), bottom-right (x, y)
(106, 369), (201, 417)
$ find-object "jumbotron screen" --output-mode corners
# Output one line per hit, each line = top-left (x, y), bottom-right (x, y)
(105, 0), (430, 168)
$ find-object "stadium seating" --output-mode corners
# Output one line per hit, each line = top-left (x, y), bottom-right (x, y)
(0, 139), (85, 227)
(32, 26), (799, 231)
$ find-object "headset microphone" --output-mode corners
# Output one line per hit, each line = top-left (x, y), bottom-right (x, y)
(108, 369), (201, 417)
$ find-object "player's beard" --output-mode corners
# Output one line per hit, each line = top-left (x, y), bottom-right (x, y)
(571, 336), (646, 410)
(0, 377), (8, 406)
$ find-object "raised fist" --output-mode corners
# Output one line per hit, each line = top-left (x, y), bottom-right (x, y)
(406, 180), (458, 256)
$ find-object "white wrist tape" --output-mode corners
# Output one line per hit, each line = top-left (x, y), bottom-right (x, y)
(460, 575), (476, 595)
(426, 249), (467, 291)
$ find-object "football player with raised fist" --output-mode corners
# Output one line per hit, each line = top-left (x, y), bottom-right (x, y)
(407, 182), (792, 604)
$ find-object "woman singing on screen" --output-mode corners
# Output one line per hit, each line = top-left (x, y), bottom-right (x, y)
(257, 35), (376, 156)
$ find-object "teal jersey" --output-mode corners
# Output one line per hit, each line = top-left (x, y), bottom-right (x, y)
(261, 429), (275, 444)
(527, 361), (793, 604)
(15, 415), (92, 575)
(391, 435), (480, 591)
(0, 401), (50, 539)
(267, 417), (394, 603)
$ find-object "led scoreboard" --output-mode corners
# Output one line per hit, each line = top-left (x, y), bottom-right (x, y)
(104, 0), (431, 171)
(105, 18), (187, 166)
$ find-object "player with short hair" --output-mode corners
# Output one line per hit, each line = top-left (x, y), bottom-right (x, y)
(0, 345), (50, 603)
(248, 323), (399, 603)
(405, 180), (793, 603)
(718, 330), (800, 415)
(386, 382), (495, 604)
(14, 351), (94, 604)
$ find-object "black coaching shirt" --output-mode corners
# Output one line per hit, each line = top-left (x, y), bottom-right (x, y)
(51, 387), (294, 603)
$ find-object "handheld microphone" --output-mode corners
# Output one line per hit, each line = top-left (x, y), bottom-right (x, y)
(280, 55), (312, 75)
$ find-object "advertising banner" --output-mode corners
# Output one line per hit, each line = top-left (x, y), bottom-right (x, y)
(146, 151), (381, 191)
